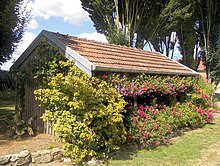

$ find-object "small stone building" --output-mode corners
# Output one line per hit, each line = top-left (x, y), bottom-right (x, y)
(11, 30), (198, 134)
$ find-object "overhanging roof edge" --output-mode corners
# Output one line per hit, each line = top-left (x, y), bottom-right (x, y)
(10, 30), (95, 76)
(94, 66), (198, 76)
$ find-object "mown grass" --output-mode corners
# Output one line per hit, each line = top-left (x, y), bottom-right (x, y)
(101, 114), (220, 166)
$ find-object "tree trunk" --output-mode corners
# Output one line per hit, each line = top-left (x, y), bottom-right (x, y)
(114, 0), (120, 33)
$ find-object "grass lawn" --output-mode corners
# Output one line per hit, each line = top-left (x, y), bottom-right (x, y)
(0, 90), (15, 132)
(102, 114), (220, 166)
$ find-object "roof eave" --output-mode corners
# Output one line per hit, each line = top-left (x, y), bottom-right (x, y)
(10, 30), (95, 76)
(154, 52), (199, 76)
(94, 66), (198, 76)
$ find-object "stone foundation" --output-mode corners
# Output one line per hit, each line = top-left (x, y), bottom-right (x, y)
(0, 148), (69, 166)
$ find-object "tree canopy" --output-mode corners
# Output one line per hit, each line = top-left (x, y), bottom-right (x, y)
(81, 0), (220, 82)
(0, 0), (30, 66)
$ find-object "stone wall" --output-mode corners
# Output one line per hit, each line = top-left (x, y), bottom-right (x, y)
(0, 148), (68, 166)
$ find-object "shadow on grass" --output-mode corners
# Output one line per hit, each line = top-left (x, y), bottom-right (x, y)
(107, 142), (170, 162)
(109, 144), (140, 161)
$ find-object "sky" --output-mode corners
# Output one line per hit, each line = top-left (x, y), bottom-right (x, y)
(1, 0), (108, 70)
(1, 0), (181, 70)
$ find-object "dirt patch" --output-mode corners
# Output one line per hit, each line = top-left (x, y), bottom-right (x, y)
(0, 132), (62, 156)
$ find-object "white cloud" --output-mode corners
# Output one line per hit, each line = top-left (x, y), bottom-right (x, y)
(30, 0), (90, 26)
(77, 32), (108, 43)
(28, 19), (39, 29)
(1, 32), (37, 70)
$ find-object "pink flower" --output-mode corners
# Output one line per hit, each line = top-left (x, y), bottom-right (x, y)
(193, 107), (198, 112)
(139, 105), (145, 111)
(139, 128), (143, 136)
(188, 102), (192, 107)
(155, 141), (160, 145)
(202, 93), (208, 99)
(145, 114), (150, 119)
(102, 74), (108, 79)
(208, 110), (214, 123)
(133, 117), (138, 123)
(198, 109), (205, 115)
(178, 112), (182, 116)
(154, 123), (158, 129)
(138, 110), (145, 117)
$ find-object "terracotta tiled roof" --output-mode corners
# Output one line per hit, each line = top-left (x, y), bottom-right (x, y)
(50, 32), (196, 75)
(11, 30), (198, 76)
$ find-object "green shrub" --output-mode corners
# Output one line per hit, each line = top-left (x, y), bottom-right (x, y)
(34, 61), (127, 162)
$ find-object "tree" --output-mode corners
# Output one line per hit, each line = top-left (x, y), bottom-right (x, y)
(0, 0), (30, 65)
(0, 70), (15, 91)
(80, 0), (194, 53)
(208, 40), (220, 86)
(81, 0), (165, 47)
(81, 0), (220, 80)
(194, 0), (220, 79)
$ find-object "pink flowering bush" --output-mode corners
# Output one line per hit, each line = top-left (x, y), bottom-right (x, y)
(126, 102), (213, 146)
(99, 74), (216, 147)
(127, 105), (171, 145)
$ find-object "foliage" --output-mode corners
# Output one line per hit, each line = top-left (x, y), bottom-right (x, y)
(80, 0), (195, 59)
(107, 28), (127, 46)
(126, 103), (211, 146)
(32, 42), (126, 162)
(32, 40), (67, 87)
(0, 70), (15, 91)
(193, 0), (220, 79)
(80, 0), (165, 47)
(101, 74), (196, 105)
(100, 73), (215, 146)
(208, 40), (220, 86)
(0, 0), (30, 65)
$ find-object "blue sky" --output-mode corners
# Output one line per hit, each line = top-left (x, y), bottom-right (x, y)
(1, 0), (107, 70)
(1, 0), (181, 70)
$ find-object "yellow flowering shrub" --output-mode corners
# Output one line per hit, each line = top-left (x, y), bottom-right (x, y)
(34, 60), (127, 162)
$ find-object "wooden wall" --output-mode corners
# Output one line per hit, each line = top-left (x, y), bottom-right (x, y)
(17, 46), (56, 135)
